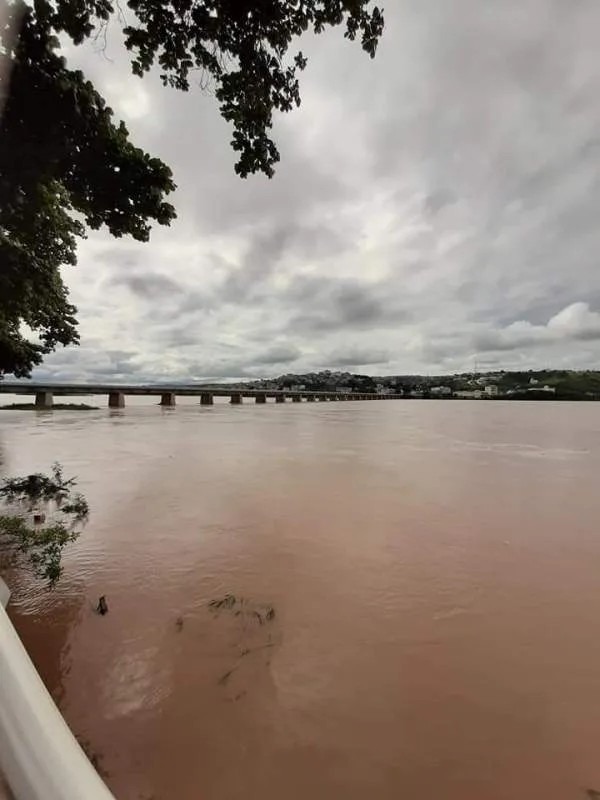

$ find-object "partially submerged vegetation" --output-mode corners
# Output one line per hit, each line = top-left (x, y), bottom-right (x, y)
(0, 463), (88, 585)
(209, 593), (276, 627)
(207, 593), (278, 687)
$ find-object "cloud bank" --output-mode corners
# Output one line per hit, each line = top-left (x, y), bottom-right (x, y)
(32, 0), (600, 382)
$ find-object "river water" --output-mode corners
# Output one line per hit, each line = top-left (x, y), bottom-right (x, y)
(1, 398), (599, 799)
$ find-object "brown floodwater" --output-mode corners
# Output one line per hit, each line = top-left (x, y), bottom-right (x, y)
(1, 398), (600, 800)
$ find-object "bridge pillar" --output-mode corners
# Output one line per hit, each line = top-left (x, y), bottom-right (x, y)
(275, 394), (286, 403)
(255, 393), (266, 404)
(318, 395), (328, 402)
(160, 392), (176, 407)
(108, 391), (125, 409)
(292, 394), (301, 402)
(200, 393), (214, 405)
(230, 393), (242, 404)
(35, 391), (53, 409)
(306, 395), (315, 402)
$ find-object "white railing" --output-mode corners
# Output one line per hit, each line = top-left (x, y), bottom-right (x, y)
(0, 579), (116, 800)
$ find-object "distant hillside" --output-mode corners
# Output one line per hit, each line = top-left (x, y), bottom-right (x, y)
(245, 369), (600, 400)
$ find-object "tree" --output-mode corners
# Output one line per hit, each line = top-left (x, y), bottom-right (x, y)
(0, 463), (89, 585)
(0, 0), (384, 377)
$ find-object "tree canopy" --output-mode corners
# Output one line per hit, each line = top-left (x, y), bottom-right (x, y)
(0, 0), (384, 377)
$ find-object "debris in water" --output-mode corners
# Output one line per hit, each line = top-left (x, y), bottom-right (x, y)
(96, 595), (108, 615)
(208, 595), (276, 626)
(217, 666), (237, 686)
(208, 593), (237, 611)
(252, 604), (276, 625)
(586, 791), (600, 799)
(175, 616), (184, 632)
(208, 594), (280, 689)
(216, 641), (277, 686)
(76, 736), (108, 778)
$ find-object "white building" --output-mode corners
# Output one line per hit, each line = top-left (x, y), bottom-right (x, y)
(485, 385), (499, 396)
(528, 385), (555, 394)
(431, 386), (452, 396)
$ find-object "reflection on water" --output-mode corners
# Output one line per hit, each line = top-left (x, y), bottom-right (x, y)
(1, 399), (600, 799)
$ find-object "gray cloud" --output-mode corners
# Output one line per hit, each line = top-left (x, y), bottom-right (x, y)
(286, 276), (410, 335)
(416, 303), (600, 374)
(93, 245), (143, 270)
(30, 347), (144, 383)
(471, 331), (531, 354)
(111, 272), (185, 300)
(319, 347), (391, 368)
(217, 221), (350, 304)
(175, 291), (211, 315)
(218, 225), (294, 304)
(253, 344), (302, 365)
(161, 326), (203, 348)
(471, 303), (600, 354)
(22, 0), (600, 381)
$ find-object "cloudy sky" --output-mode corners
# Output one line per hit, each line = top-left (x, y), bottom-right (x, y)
(35, 0), (600, 381)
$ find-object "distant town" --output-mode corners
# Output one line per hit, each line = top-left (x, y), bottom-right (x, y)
(235, 369), (600, 401)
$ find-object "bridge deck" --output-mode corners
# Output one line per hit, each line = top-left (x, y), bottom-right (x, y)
(0, 384), (401, 399)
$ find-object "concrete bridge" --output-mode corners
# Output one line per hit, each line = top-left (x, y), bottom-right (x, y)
(0, 383), (403, 408)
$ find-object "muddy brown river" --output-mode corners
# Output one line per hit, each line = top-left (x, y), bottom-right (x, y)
(1, 398), (599, 799)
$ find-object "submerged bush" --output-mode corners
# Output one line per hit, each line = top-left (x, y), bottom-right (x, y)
(0, 463), (89, 586)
